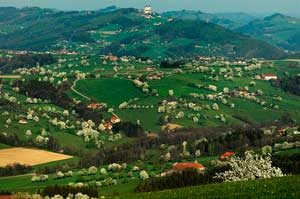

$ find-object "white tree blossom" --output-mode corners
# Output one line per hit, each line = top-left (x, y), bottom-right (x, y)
(215, 151), (284, 182)
(139, 170), (149, 180)
(88, 166), (97, 175)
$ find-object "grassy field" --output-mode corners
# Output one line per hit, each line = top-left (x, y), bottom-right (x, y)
(0, 155), (218, 194)
(275, 148), (300, 156)
(115, 108), (161, 132)
(32, 157), (80, 170)
(116, 175), (300, 199)
(65, 59), (300, 132)
(73, 78), (146, 106)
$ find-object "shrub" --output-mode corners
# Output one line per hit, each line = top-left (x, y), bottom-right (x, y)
(0, 163), (32, 177)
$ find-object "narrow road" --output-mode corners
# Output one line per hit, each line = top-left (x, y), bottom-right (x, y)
(71, 79), (91, 101)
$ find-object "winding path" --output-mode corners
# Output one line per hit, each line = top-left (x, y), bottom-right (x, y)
(71, 79), (91, 101)
(71, 79), (121, 119)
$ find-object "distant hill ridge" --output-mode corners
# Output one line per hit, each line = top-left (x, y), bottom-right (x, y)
(237, 13), (300, 52)
(0, 6), (289, 59)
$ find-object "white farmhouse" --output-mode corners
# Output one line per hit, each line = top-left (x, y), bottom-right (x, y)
(262, 74), (278, 81)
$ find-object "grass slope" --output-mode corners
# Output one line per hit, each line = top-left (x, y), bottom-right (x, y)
(119, 175), (300, 199)
(74, 78), (145, 106)
(238, 14), (300, 51)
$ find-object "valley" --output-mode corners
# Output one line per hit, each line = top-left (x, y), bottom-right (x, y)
(0, 4), (300, 199)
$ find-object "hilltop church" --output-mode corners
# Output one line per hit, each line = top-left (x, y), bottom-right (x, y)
(144, 5), (154, 15)
(143, 5), (154, 18)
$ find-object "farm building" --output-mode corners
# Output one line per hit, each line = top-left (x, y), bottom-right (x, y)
(111, 116), (121, 124)
(220, 152), (235, 160)
(87, 103), (104, 110)
(104, 122), (113, 130)
(18, 119), (28, 124)
(173, 162), (206, 172)
(159, 162), (205, 177)
(262, 74), (278, 81)
(105, 54), (118, 61)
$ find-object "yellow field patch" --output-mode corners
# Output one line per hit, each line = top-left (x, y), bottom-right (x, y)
(0, 147), (73, 167)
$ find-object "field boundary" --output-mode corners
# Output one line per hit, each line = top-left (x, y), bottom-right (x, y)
(70, 79), (91, 101)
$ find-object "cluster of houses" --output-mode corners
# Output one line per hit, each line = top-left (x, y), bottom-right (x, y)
(105, 53), (119, 62)
(103, 116), (121, 131)
(160, 151), (235, 177)
(147, 71), (164, 80)
(87, 103), (105, 110)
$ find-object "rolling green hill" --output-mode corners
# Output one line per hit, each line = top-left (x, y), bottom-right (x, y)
(238, 13), (300, 52)
(162, 10), (256, 30)
(0, 7), (286, 59)
(118, 175), (300, 199)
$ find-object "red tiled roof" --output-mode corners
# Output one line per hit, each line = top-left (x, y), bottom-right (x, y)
(220, 152), (235, 159)
(87, 103), (103, 109)
(112, 116), (118, 119)
(0, 195), (12, 199)
(173, 162), (205, 171)
(104, 122), (113, 130)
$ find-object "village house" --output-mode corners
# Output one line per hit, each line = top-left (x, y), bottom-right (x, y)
(262, 74), (278, 81)
(147, 72), (164, 80)
(103, 122), (113, 131)
(173, 162), (206, 172)
(105, 54), (118, 61)
(220, 151), (235, 160)
(120, 56), (129, 62)
(277, 127), (287, 136)
(18, 118), (28, 124)
(146, 67), (155, 71)
(87, 103), (104, 110)
(146, 132), (159, 139)
(159, 162), (205, 177)
(111, 116), (121, 124)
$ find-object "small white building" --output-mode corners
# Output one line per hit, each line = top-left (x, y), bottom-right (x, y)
(262, 74), (278, 81)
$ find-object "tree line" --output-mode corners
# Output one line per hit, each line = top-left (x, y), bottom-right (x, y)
(272, 75), (300, 96)
(0, 163), (32, 177)
(135, 166), (228, 192)
(79, 117), (299, 167)
(14, 80), (104, 124)
(0, 53), (55, 72)
(40, 185), (98, 198)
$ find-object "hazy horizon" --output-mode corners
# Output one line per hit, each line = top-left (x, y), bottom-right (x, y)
(0, 0), (299, 17)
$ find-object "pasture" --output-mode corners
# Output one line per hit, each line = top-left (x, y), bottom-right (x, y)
(119, 175), (300, 199)
(73, 78), (146, 106)
(0, 148), (73, 167)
